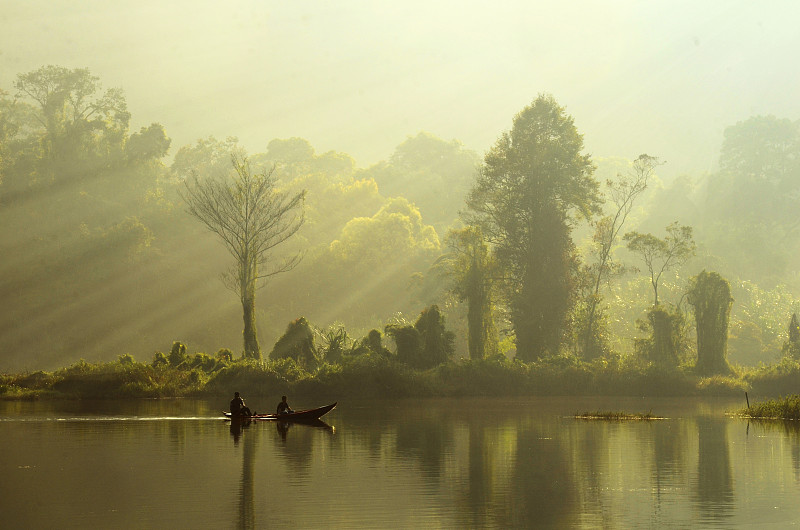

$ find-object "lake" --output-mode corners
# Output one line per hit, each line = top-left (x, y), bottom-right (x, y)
(1, 396), (798, 528)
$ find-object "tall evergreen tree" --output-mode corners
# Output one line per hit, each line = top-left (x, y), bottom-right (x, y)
(467, 95), (599, 361)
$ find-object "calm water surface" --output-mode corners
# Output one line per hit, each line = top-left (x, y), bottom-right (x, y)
(1, 396), (798, 528)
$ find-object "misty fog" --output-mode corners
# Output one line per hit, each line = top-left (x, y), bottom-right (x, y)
(1, 1), (799, 371)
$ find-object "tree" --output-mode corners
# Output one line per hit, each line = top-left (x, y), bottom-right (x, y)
(704, 115), (800, 283)
(442, 225), (497, 360)
(467, 94), (599, 361)
(414, 304), (455, 368)
(386, 305), (454, 369)
(269, 317), (316, 367)
(687, 271), (733, 375)
(579, 154), (660, 359)
(13, 65), (129, 185)
(182, 155), (305, 359)
(359, 131), (480, 230)
(624, 222), (695, 306)
(781, 313), (800, 359)
(634, 305), (687, 368)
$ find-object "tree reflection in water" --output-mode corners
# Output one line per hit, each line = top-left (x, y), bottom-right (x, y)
(692, 416), (734, 522)
(508, 426), (580, 528)
(229, 418), (256, 529)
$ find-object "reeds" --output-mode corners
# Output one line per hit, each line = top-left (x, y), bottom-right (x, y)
(741, 394), (800, 420)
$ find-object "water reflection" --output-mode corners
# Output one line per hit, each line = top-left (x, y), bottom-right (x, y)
(692, 416), (734, 522)
(239, 421), (256, 530)
(229, 416), (251, 445)
(395, 413), (454, 482)
(508, 426), (579, 528)
(3, 398), (800, 528)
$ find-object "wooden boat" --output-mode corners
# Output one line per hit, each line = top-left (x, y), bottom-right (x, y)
(224, 402), (336, 423)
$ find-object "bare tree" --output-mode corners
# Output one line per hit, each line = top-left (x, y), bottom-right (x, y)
(624, 222), (696, 306)
(580, 154), (661, 358)
(182, 155), (305, 359)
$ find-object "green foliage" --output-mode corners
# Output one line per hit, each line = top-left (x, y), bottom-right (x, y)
(303, 353), (422, 398)
(572, 294), (611, 360)
(182, 155), (306, 359)
(356, 131), (479, 231)
(624, 222), (696, 306)
(577, 154), (660, 360)
(634, 305), (688, 369)
(437, 354), (530, 396)
(386, 305), (454, 370)
(782, 313), (800, 360)
(118, 353), (134, 365)
(742, 394), (800, 420)
(467, 94), (599, 361)
(415, 305), (454, 367)
(49, 359), (196, 398)
(364, 329), (388, 356)
(746, 357), (800, 396)
(318, 324), (351, 364)
(204, 358), (306, 397)
(695, 375), (748, 395)
(688, 271), (733, 375)
(385, 323), (421, 366)
(168, 341), (187, 367)
(152, 351), (168, 368)
(216, 348), (234, 363)
(704, 115), (800, 283)
(442, 225), (497, 360)
(269, 317), (317, 368)
(728, 320), (766, 366)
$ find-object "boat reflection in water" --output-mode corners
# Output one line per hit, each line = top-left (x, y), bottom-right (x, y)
(276, 419), (334, 441)
(232, 415), (335, 529)
(229, 416), (252, 445)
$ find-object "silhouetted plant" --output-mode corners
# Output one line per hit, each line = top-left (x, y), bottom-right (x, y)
(385, 324), (422, 367)
(118, 354), (135, 365)
(168, 341), (187, 367)
(270, 317), (317, 368)
(415, 305), (455, 368)
(688, 271), (733, 375)
(216, 348), (234, 363)
(387, 305), (454, 369)
(152, 351), (168, 368)
(319, 325), (350, 364)
(635, 305), (687, 369)
(782, 313), (800, 359)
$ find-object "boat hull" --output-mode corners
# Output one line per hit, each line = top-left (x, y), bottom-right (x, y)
(224, 402), (336, 423)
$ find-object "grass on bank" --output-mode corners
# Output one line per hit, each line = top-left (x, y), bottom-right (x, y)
(4, 351), (800, 401)
(741, 394), (800, 421)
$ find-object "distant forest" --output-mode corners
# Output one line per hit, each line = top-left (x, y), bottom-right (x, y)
(2, 65), (800, 374)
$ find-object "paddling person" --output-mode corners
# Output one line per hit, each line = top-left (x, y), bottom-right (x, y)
(276, 395), (294, 415)
(230, 392), (251, 417)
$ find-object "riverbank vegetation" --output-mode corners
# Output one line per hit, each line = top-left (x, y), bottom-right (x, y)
(741, 394), (800, 421)
(3, 66), (800, 396)
(3, 338), (800, 401)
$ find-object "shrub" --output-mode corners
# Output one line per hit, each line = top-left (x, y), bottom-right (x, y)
(270, 317), (317, 368)
(169, 341), (187, 367)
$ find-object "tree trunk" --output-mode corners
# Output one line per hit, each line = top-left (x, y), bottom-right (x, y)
(242, 292), (261, 360)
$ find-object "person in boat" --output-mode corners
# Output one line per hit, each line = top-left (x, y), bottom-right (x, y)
(276, 395), (294, 415)
(230, 392), (251, 417)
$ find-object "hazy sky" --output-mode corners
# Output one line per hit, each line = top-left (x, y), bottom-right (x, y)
(2, 1), (799, 179)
